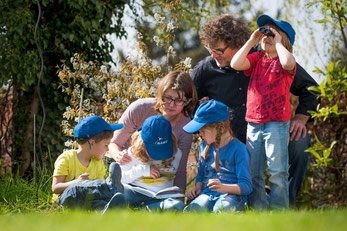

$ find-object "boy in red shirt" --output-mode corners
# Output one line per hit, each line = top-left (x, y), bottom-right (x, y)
(231, 14), (296, 209)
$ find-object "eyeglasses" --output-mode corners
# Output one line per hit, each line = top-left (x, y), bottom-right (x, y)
(204, 45), (229, 55)
(163, 96), (187, 106)
(259, 26), (274, 37)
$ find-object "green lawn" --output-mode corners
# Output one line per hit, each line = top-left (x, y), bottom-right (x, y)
(1, 209), (346, 231)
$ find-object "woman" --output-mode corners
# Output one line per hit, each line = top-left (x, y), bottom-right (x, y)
(106, 70), (198, 193)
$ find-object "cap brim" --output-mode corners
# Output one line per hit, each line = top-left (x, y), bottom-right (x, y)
(183, 120), (206, 133)
(257, 14), (274, 27)
(110, 123), (123, 131)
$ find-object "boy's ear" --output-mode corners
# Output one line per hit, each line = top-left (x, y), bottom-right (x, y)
(89, 138), (96, 146)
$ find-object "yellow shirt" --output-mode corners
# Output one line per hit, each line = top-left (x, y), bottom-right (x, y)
(52, 149), (106, 203)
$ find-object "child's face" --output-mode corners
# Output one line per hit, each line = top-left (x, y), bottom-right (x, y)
(260, 27), (277, 54)
(91, 137), (112, 160)
(199, 127), (217, 145)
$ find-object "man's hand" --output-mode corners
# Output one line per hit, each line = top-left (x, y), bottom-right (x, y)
(290, 114), (310, 141)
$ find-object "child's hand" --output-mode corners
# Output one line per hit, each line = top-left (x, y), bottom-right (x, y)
(207, 179), (224, 192)
(77, 173), (90, 181)
(187, 187), (202, 200)
(271, 28), (282, 45)
(249, 29), (263, 45)
(150, 165), (160, 179)
(115, 149), (132, 165)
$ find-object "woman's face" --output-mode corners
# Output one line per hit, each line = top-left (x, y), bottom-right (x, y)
(160, 89), (188, 119)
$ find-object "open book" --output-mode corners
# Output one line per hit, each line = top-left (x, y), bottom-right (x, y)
(129, 185), (185, 199)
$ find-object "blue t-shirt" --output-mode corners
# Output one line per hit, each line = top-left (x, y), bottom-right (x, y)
(196, 138), (252, 196)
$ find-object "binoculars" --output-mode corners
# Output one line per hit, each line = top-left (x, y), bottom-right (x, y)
(259, 26), (274, 37)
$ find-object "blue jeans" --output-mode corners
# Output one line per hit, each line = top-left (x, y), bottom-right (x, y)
(288, 133), (310, 207)
(184, 192), (245, 213)
(124, 184), (185, 211)
(57, 179), (125, 210)
(247, 121), (290, 210)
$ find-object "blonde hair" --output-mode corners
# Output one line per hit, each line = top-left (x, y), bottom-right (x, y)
(200, 120), (233, 172)
(154, 71), (198, 118)
(266, 22), (293, 53)
(130, 131), (178, 168)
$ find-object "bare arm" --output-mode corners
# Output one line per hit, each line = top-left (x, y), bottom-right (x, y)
(231, 29), (262, 71)
(272, 28), (296, 71)
(52, 173), (89, 194)
(108, 143), (131, 164)
(207, 179), (241, 195)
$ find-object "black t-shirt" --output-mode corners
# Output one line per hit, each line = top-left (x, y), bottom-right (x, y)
(191, 56), (318, 143)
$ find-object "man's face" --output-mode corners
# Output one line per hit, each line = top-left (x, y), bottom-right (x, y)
(205, 41), (239, 68)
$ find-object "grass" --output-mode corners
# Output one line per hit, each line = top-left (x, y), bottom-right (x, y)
(1, 175), (346, 231)
(0, 209), (346, 231)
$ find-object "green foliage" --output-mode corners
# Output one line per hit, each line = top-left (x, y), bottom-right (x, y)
(303, 0), (346, 207)
(0, 0), (133, 173)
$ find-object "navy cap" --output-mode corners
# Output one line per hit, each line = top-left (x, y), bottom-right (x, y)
(257, 14), (296, 45)
(141, 115), (173, 160)
(74, 115), (123, 140)
(183, 100), (230, 133)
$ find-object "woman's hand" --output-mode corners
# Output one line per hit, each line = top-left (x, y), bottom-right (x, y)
(114, 149), (132, 165)
(150, 165), (160, 179)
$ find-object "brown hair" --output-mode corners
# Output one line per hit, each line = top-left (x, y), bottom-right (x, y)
(267, 22), (293, 53)
(78, 130), (114, 144)
(154, 71), (198, 118)
(200, 120), (233, 172)
(199, 14), (251, 49)
(130, 131), (178, 168)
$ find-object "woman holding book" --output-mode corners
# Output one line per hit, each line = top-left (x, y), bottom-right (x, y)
(119, 115), (185, 211)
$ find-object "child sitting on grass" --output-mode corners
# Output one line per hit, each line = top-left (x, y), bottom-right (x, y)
(183, 100), (252, 213)
(52, 115), (125, 212)
(120, 115), (185, 211)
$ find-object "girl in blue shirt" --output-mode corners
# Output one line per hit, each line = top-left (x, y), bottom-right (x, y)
(183, 100), (252, 213)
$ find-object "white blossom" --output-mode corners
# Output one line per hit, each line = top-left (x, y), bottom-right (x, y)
(100, 65), (107, 74)
(166, 22), (176, 32)
(65, 140), (74, 148)
(154, 13), (165, 23)
(183, 57), (192, 69)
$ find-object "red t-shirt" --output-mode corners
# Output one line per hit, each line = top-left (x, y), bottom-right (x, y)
(244, 52), (296, 123)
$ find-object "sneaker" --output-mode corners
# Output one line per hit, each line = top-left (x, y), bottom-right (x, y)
(109, 162), (124, 193)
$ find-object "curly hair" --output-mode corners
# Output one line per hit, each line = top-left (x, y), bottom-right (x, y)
(199, 14), (251, 49)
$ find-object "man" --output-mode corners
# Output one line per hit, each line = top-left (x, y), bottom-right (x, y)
(191, 14), (318, 207)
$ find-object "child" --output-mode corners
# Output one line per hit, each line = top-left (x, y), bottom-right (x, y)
(183, 100), (252, 213)
(52, 115), (125, 212)
(120, 115), (185, 211)
(230, 14), (297, 209)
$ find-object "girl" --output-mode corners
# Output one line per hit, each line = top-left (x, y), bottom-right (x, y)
(120, 115), (185, 211)
(230, 14), (296, 209)
(183, 100), (252, 213)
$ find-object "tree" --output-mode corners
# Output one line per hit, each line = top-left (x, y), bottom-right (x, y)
(0, 0), (133, 175)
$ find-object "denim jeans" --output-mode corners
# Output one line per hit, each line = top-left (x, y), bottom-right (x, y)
(57, 179), (125, 210)
(184, 191), (245, 213)
(247, 121), (290, 210)
(124, 184), (185, 211)
(288, 133), (310, 207)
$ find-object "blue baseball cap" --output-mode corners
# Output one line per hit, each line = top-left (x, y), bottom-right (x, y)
(183, 100), (230, 133)
(74, 115), (123, 140)
(257, 14), (296, 45)
(141, 115), (173, 161)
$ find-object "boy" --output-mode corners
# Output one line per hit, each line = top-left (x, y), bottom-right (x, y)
(52, 115), (125, 212)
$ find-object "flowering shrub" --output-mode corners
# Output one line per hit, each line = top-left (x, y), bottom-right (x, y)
(59, 6), (192, 149)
